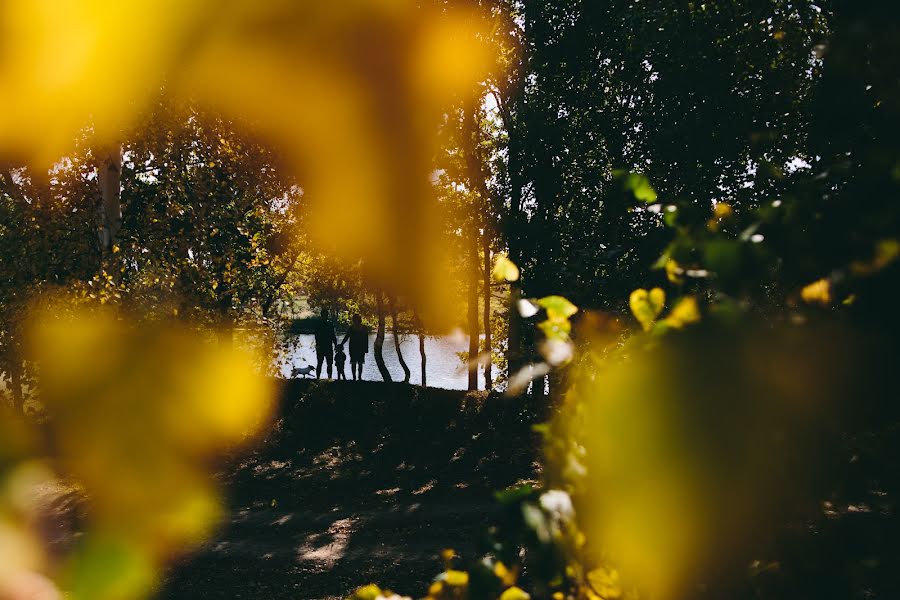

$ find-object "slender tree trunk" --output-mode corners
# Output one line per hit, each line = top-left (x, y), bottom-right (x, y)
(482, 231), (492, 391)
(389, 296), (410, 383)
(374, 291), (392, 382)
(97, 145), (122, 253)
(413, 309), (426, 387)
(467, 227), (480, 391)
(418, 332), (426, 388)
(462, 101), (488, 392)
(496, 87), (525, 384)
(507, 282), (523, 384)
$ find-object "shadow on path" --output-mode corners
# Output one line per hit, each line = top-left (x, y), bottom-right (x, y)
(157, 380), (549, 600)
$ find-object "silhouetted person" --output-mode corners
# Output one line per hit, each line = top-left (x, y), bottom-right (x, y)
(314, 308), (338, 379)
(341, 313), (369, 381)
(335, 344), (347, 380)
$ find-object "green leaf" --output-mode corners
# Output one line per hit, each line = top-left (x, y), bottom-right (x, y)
(65, 534), (155, 600)
(538, 318), (571, 340)
(531, 423), (551, 437)
(663, 205), (679, 227)
(703, 240), (742, 279)
(616, 171), (658, 203)
(536, 296), (578, 321)
(495, 484), (534, 505)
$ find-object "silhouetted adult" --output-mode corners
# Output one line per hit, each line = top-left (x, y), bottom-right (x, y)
(314, 308), (338, 379)
(341, 313), (369, 381)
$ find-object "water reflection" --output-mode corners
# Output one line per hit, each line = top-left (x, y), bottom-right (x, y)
(276, 334), (493, 390)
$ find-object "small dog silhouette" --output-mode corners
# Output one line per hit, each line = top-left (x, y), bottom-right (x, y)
(291, 365), (315, 379)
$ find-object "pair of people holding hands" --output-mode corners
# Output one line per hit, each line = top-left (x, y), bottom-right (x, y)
(313, 309), (369, 380)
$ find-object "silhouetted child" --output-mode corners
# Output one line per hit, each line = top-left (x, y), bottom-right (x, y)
(335, 344), (347, 380)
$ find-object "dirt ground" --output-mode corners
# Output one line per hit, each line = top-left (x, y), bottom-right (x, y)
(37, 378), (898, 599)
(156, 380), (548, 600)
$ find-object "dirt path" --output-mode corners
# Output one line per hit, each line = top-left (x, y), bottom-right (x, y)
(157, 381), (546, 599)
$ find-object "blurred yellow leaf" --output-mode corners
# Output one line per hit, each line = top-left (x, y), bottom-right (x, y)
(587, 568), (622, 599)
(442, 570), (469, 587)
(23, 302), (274, 597)
(352, 583), (383, 600)
(850, 239), (900, 275)
(664, 297), (701, 329)
(713, 202), (733, 219)
(801, 278), (831, 306)
(629, 288), (665, 331)
(499, 586), (530, 600)
(0, 0), (211, 164)
(707, 202), (733, 231)
(493, 561), (517, 587)
(665, 259), (684, 284)
(492, 253), (520, 282)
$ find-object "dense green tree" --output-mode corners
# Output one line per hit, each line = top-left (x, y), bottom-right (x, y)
(0, 101), (303, 409)
(496, 0), (829, 307)
(117, 102), (302, 334)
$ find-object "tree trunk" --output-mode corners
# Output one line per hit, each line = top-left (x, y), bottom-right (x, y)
(418, 332), (426, 388)
(414, 309), (427, 387)
(374, 291), (392, 382)
(496, 91), (525, 384)
(389, 296), (410, 383)
(507, 282), (523, 384)
(462, 101), (488, 392)
(482, 231), (492, 391)
(97, 145), (123, 253)
(467, 227), (480, 391)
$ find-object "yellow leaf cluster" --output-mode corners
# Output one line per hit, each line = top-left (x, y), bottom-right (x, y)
(631, 289), (701, 332)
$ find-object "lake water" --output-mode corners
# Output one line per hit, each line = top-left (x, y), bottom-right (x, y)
(275, 333), (493, 390)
